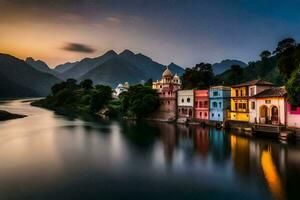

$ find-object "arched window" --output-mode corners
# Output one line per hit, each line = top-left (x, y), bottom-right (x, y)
(181, 98), (184, 103)
(187, 98), (190, 103)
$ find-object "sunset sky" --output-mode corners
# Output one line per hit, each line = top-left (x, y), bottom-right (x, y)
(0, 0), (300, 68)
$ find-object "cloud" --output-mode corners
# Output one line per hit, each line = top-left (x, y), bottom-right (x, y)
(62, 42), (96, 53)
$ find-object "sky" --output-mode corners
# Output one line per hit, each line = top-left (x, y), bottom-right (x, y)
(0, 0), (300, 68)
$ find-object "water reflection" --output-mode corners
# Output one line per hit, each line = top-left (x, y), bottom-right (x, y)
(0, 100), (299, 200)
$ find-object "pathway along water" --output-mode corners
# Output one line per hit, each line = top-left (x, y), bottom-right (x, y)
(0, 99), (299, 200)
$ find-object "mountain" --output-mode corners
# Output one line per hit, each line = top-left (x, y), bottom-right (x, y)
(215, 55), (284, 86)
(62, 50), (118, 79)
(212, 59), (247, 75)
(119, 49), (184, 81)
(25, 57), (61, 78)
(54, 61), (79, 73)
(79, 57), (147, 87)
(0, 54), (61, 97)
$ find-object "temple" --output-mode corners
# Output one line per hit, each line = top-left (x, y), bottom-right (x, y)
(152, 67), (181, 121)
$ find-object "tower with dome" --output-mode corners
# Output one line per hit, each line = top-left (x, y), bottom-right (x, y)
(152, 67), (181, 121)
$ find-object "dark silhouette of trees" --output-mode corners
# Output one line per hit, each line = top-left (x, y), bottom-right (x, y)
(286, 65), (300, 106)
(182, 63), (214, 89)
(260, 50), (271, 60)
(80, 79), (93, 90)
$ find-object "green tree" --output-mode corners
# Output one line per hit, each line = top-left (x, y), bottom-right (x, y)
(286, 65), (300, 106)
(182, 63), (214, 89)
(90, 85), (112, 112)
(80, 79), (93, 90)
(260, 50), (271, 60)
(274, 38), (296, 54)
(120, 85), (159, 118)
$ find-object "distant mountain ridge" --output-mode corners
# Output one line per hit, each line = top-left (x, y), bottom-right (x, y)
(0, 54), (61, 98)
(61, 49), (185, 86)
(54, 61), (79, 73)
(212, 59), (247, 75)
(25, 57), (62, 78)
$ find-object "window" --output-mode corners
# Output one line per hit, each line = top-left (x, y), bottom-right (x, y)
(235, 103), (238, 111)
(213, 91), (218, 96)
(265, 100), (271, 104)
(163, 92), (165, 95)
(251, 102), (255, 110)
(160, 85), (162, 88)
(200, 112), (202, 116)
(204, 101), (208, 108)
(187, 98), (190, 103)
(236, 90), (239, 97)
(239, 103), (243, 109)
(213, 102), (218, 108)
(200, 101), (203, 108)
(218, 114), (220, 117)
(242, 103), (247, 109)
(205, 112), (207, 117)
(167, 101), (170, 105)
(240, 90), (243, 97)
(212, 113), (214, 117)
(168, 91), (171, 95)
(181, 98), (184, 103)
(195, 101), (198, 108)
(219, 102), (222, 108)
(178, 108), (181, 113)
(250, 87), (255, 96)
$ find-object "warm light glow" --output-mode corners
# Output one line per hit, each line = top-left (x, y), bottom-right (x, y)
(261, 148), (285, 200)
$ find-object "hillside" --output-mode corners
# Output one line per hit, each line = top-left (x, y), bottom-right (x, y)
(79, 57), (148, 87)
(62, 50), (118, 79)
(119, 49), (184, 81)
(25, 57), (62, 78)
(54, 61), (79, 73)
(0, 54), (61, 97)
(212, 59), (247, 75)
(215, 55), (284, 86)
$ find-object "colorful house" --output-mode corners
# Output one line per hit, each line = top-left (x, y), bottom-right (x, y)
(249, 87), (286, 125)
(152, 67), (181, 120)
(230, 80), (273, 122)
(287, 103), (300, 128)
(194, 90), (209, 122)
(209, 86), (231, 122)
(177, 90), (194, 121)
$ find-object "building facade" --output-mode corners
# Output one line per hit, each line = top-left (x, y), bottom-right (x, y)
(177, 90), (194, 121)
(209, 86), (231, 122)
(287, 104), (300, 128)
(230, 80), (273, 122)
(194, 90), (209, 122)
(249, 87), (286, 125)
(152, 67), (181, 120)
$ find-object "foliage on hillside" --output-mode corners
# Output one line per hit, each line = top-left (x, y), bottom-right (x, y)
(32, 80), (159, 118)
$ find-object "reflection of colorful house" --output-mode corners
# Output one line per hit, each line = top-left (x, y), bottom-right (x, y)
(152, 67), (181, 120)
(194, 90), (209, 122)
(249, 87), (287, 125)
(177, 90), (194, 121)
(287, 104), (300, 128)
(209, 86), (231, 122)
(230, 80), (273, 122)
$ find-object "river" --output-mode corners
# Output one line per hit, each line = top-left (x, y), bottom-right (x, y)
(0, 99), (299, 200)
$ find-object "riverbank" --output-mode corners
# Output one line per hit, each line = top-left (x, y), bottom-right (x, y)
(0, 110), (27, 121)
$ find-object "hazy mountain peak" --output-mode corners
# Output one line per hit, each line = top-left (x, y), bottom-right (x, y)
(120, 49), (135, 56)
(212, 59), (247, 75)
(104, 50), (118, 56)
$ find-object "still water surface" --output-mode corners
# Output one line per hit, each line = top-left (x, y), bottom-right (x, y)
(0, 99), (299, 200)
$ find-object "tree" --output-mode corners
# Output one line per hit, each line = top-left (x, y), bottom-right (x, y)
(120, 85), (159, 118)
(260, 50), (271, 60)
(90, 85), (112, 112)
(182, 63), (214, 89)
(80, 79), (93, 90)
(274, 38), (296, 54)
(286, 65), (300, 106)
(144, 78), (153, 87)
(277, 43), (300, 79)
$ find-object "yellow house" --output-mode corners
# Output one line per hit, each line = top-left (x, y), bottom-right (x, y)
(230, 80), (273, 122)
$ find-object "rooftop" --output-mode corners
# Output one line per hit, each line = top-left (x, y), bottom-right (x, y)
(232, 79), (273, 87)
(252, 87), (286, 98)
